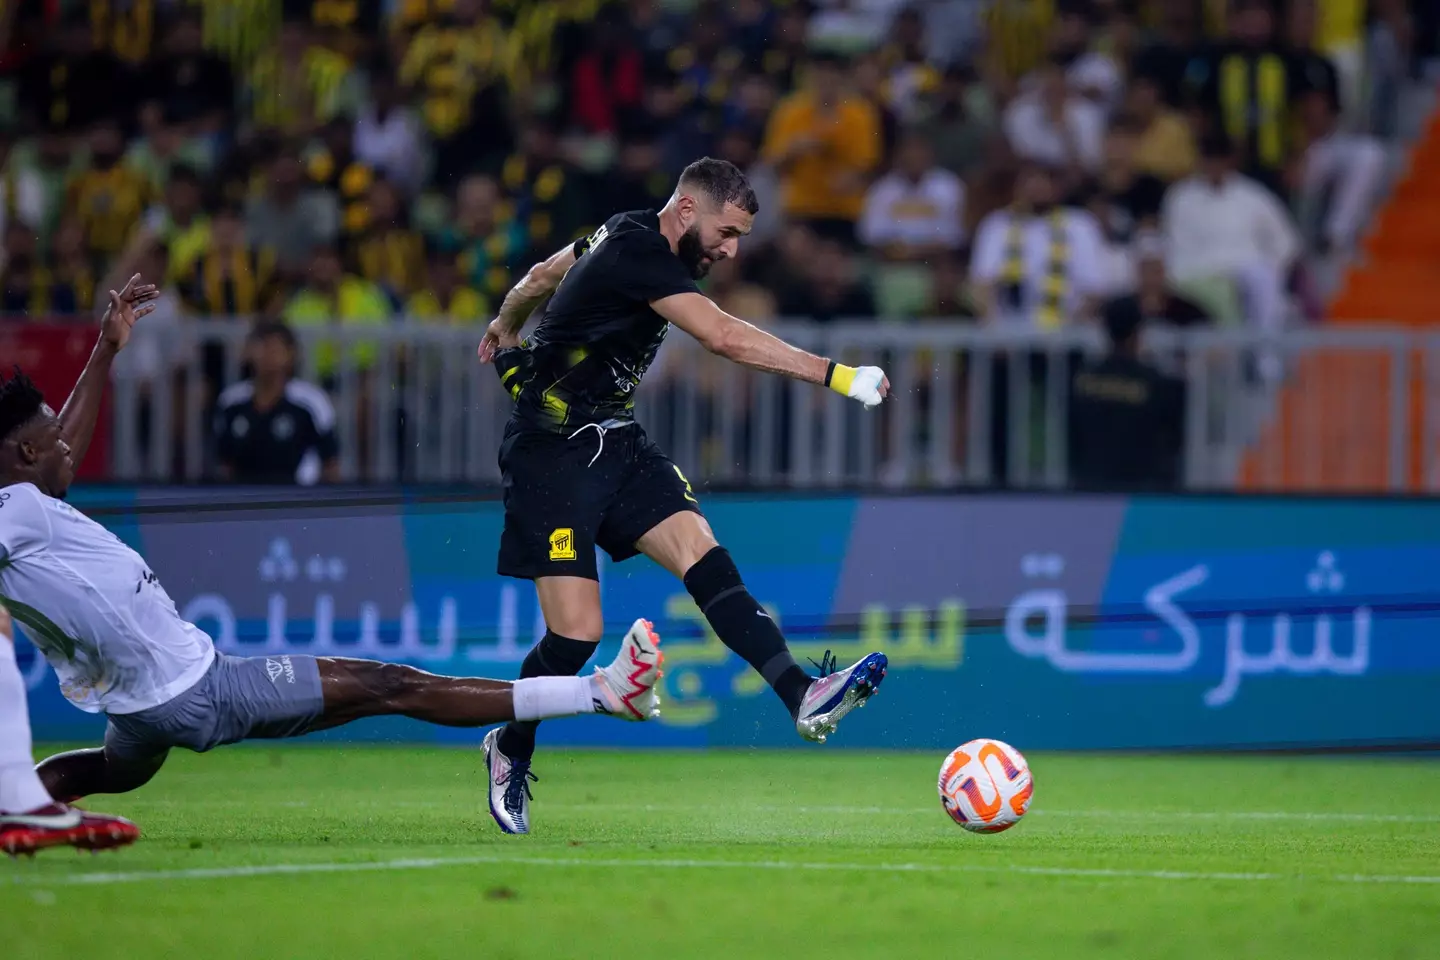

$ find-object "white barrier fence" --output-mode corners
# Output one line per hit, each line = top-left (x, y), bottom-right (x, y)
(106, 319), (1440, 492)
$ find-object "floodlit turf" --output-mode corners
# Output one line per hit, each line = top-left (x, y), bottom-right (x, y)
(6, 747), (1440, 960)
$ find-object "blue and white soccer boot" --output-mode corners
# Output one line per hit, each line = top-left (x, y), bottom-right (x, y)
(795, 651), (888, 743)
(483, 619), (663, 834)
(482, 727), (536, 835)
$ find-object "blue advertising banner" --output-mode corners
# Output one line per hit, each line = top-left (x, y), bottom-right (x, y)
(17, 490), (1440, 750)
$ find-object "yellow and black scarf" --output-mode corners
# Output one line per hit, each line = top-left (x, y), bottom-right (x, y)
(1000, 208), (1069, 329)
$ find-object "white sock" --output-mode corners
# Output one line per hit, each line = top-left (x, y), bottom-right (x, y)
(0, 638), (54, 813)
(511, 676), (597, 721)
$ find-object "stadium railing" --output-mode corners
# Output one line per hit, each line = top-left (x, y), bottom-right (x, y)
(103, 318), (1439, 492)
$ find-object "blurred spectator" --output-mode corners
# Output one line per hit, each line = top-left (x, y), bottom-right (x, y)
(806, 0), (886, 55)
(140, 165), (210, 283)
(1161, 135), (1300, 336)
(1068, 301), (1185, 491)
(627, 0), (687, 70)
(853, 53), (902, 157)
(18, 12), (128, 133)
(1003, 54), (1105, 178)
(405, 247), (488, 323)
(11, 132), (79, 243)
(500, 120), (588, 250)
(1083, 121), (1167, 247)
(140, 7), (235, 135)
(1131, 3), (1203, 107)
(353, 65), (424, 194)
(1125, 73), (1197, 183)
(666, 12), (743, 126)
(400, 0), (515, 185)
(126, 106), (215, 196)
(214, 321), (340, 485)
(0, 133), (46, 240)
(859, 129), (966, 261)
(1366, 0), (1414, 138)
(46, 218), (98, 314)
(1041, 5), (1124, 109)
(66, 121), (154, 263)
(178, 203), (279, 317)
(611, 136), (673, 213)
(980, 0), (1057, 94)
(1187, 0), (1306, 196)
(89, 0), (160, 65)
(724, 73), (781, 143)
(283, 244), (390, 375)
(1294, 90), (1386, 255)
(706, 255), (776, 321)
(246, 151), (340, 273)
(1104, 234), (1211, 328)
(307, 118), (379, 242)
(569, 6), (644, 137)
(726, 0), (775, 63)
(1285, 0), (1342, 118)
(775, 237), (876, 322)
(922, 255), (971, 317)
(970, 163), (1106, 328)
(434, 174), (529, 304)
(246, 18), (351, 137)
(880, 7), (941, 124)
(0, 223), (41, 312)
(714, 128), (780, 244)
(353, 178), (426, 306)
(759, 5), (810, 92)
(913, 65), (996, 180)
(762, 52), (882, 247)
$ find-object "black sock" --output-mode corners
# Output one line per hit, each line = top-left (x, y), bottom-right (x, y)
(684, 546), (812, 717)
(496, 630), (596, 761)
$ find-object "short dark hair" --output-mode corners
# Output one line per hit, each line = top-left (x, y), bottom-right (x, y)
(0, 367), (45, 446)
(676, 157), (759, 215)
(1103, 298), (1144, 347)
(1199, 131), (1234, 160)
(248, 320), (298, 351)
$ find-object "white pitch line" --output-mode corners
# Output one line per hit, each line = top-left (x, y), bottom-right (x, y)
(140, 799), (1440, 825)
(9, 854), (1440, 888)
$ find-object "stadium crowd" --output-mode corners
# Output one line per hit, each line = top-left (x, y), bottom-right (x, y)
(0, 0), (1431, 485)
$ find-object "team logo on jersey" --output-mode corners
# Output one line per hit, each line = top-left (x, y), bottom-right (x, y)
(265, 656), (296, 684)
(549, 528), (577, 561)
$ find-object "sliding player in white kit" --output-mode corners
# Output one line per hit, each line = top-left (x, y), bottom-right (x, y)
(0, 276), (663, 833)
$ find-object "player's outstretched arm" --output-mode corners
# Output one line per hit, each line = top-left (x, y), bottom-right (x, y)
(59, 274), (158, 466)
(651, 292), (889, 407)
(478, 243), (579, 363)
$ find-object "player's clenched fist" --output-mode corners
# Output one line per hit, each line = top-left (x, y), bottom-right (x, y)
(826, 364), (889, 409)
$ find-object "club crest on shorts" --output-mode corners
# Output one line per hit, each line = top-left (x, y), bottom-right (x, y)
(549, 528), (577, 561)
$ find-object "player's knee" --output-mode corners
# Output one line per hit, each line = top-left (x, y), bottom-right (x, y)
(543, 606), (604, 644)
(369, 661), (418, 702)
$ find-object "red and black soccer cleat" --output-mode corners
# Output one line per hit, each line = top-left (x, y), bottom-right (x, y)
(0, 803), (139, 857)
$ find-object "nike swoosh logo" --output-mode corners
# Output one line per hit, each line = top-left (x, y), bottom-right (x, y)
(2, 810), (82, 830)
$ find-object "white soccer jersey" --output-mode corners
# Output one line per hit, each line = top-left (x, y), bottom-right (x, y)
(0, 482), (214, 714)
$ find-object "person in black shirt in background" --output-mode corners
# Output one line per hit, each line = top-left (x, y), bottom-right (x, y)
(212, 322), (339, 485)
(1069, 297), (1186, 491)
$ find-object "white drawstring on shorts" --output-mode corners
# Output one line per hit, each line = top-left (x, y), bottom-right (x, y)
(568, 422), (607, 467)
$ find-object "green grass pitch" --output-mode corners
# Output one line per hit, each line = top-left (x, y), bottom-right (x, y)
(6, 747), (1440, 960)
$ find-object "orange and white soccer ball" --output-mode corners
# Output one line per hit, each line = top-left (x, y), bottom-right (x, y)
(938, 738), (1034, 833)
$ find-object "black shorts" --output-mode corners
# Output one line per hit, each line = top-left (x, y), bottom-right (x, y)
(497, 420), (702, 581)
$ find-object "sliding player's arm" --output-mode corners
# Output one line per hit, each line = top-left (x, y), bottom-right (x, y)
(60, 274), (158, 466)
(478, 243), (579, 363)
(650, 292), (889, 408)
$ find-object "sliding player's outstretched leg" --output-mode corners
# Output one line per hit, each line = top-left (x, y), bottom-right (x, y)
(484, 617), (662, 834)
(637, 509), (887, 743)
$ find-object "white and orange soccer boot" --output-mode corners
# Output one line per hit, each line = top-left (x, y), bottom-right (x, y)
(591, 618), (663, 721)
(483, 619), (662, 835)
(795, 651), (888, 743)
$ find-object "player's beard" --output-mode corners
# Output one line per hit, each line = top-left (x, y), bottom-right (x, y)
(677, 225), (712, 280)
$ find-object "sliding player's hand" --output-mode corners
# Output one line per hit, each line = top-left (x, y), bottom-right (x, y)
(478, 318), (524, 364)
(99, 273), (160, 352)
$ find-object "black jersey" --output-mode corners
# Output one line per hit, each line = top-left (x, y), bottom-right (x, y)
(508, 209), (699, 432)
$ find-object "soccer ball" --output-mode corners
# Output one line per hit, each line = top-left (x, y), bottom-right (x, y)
(938, 738), (1034, 833)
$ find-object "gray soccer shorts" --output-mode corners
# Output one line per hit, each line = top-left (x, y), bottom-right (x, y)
(104, 653), (325, 760)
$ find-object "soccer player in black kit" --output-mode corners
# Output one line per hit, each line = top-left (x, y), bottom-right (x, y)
(476, 158), (891, 834)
